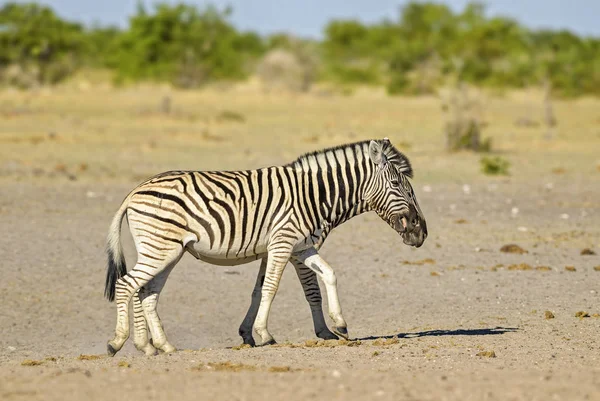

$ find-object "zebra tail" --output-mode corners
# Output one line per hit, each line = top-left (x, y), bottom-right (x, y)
(104, 199), (128, 302)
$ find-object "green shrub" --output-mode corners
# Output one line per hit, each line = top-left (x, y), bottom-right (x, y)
(480, 156), (510, 176)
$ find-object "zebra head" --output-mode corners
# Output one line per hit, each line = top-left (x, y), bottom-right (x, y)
(366, 138), (428, 248)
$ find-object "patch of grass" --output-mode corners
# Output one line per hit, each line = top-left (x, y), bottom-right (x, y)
(268, 366), (292, 373)
(21, 359), (43, 366)
(372, 338), (400, 346)
(565, 266), (576, 272)
(216, 110), (246, 123)
(117, 361), (131, 368)
(231, 344), (252, 351)
(545, 311), (555, 319)
(475, 350), (496, 358)
(480, 156), (510, 176)
(581, 248), (596, 255)
(507, 263), (533, 271)
(403, 258), (436, 265)
(77, 354), (102, 361)
(193, 361), (257, 372)
(575, 311), (589, 318)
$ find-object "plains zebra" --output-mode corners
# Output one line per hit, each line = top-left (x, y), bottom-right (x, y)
(104, 138), (427, 356)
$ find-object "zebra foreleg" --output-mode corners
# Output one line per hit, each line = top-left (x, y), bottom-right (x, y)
(238, 258), (267, 347)
(253, 241), (294, 346)
(295, 248), (349, 339)
(132, 289), (158, 356)
(291, 260), (338, 341)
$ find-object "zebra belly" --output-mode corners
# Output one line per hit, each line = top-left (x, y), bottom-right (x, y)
(187, 234), (269, 261)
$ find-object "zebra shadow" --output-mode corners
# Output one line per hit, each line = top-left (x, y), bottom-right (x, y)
(356, 326), (519, 341)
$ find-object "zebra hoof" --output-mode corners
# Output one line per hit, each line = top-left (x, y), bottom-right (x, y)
(260, 338), (277, 347)
(334, 327), (349, 339)
(242, 337), (256, 347)
(140, 343), (158, 356)
(316, 329), (339, 340)
(107, 343), (117, 357)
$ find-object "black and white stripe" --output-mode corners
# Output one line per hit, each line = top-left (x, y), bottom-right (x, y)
(104, 138), (427, 355)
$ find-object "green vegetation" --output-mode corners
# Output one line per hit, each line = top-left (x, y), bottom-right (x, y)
(1, 1), (599, 96)
(480, 156), (510, 176)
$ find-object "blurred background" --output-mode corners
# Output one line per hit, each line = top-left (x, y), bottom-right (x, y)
(0, 0), (599, 182)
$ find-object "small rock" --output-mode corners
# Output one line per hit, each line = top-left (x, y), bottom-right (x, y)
(462, 184), (471, 194)
(517, 226), (528, 232)
(560, 213), (569, 220)
(7, 346), (16, 352)
(422, 185), (432, 193)
(331, 369), (342, 378)
(544, 311), (555, 319)
(511, 207), (519, 216)
(581, 248), (596, 255)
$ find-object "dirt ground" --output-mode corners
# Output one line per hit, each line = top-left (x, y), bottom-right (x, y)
(0, 87), (599, 400)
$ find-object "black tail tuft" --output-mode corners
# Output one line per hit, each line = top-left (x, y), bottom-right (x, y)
(104, 248), (127, 302)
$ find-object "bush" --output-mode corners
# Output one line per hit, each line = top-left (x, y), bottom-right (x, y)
(480, 156), (510, 176)
(257, 47), (315, 93)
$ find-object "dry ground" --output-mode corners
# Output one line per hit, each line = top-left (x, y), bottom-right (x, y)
(0, 86), (599, 400)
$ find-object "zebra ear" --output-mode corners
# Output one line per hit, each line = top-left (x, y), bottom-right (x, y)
(368, 140), (387, 167)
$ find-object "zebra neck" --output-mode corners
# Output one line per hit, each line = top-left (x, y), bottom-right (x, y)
(290, 141), (376, 230)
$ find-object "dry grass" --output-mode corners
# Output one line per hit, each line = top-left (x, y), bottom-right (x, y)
(1, 86), (599, 185)
(77, 354), (103, 361)
(507, 263), (533, 271)
(404, 258), (436, 265)
(21, 359), (43, 366)
(476, 351), (497, 358)
(193, 361), (257, 372)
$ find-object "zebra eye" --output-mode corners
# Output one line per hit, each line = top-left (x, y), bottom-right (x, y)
(390, 179), (400, 187)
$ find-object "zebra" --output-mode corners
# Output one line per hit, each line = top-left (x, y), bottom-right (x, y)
(104, 138), (427, 356)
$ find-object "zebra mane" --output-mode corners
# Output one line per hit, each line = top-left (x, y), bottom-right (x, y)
(289, 139), (413, 178)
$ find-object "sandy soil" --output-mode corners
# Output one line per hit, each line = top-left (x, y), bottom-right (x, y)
(1, 88), (600, 400)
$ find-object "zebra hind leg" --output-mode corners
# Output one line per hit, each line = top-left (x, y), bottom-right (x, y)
(138, 263), (178, 354)
(238, 258), (267, 347)
(107, 248), (183, 357)
(292, 260), (338, 341)
(132, 289), (158, 356)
